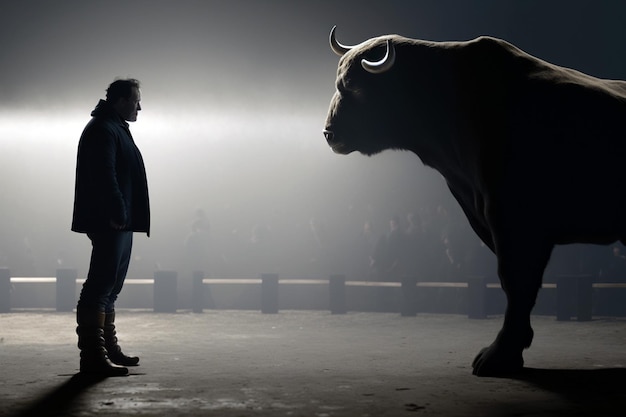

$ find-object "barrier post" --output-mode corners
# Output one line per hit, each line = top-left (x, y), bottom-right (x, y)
(192, 270), (204, 313)
(56, 268), (77, 312)
(329, 274), (347, 314)
(261, 273), (279, 314)
(0, 268), (10, 313)
(400, 276), (417, 316)
(576, 275), (593, 321)
(467, 276), (487, 319)
(556, 275), (576, 321)
(154, 270), (178, 313)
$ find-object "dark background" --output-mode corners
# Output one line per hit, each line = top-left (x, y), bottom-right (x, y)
(2, 1), (626, 108)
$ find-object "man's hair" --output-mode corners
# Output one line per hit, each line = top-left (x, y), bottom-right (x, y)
(106, 78), (140, 102)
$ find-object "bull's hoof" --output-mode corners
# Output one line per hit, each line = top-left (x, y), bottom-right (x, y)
(471, 344), (524, 377)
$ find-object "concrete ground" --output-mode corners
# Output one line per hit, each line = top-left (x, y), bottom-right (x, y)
(1, 310), (625, 417)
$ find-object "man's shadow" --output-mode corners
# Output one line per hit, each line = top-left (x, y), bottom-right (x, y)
(10, 373), (109, 417)
(510, 367), (626, 415)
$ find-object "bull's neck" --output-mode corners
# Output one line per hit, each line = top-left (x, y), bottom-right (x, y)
(411, 129), (473, 183)
(401, 40), (481, 185)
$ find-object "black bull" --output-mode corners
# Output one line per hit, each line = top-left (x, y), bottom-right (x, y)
(323, 27), (626, 376)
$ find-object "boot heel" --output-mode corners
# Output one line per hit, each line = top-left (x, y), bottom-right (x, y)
(104, 311), (140, 366)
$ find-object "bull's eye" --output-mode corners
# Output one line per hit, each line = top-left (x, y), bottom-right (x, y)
(338, 84), (362, 101)
(350, 88), (364, 99)
(341, 77), (363, 96)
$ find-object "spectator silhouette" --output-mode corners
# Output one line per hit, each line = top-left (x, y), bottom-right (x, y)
(184, 212), (211, 274)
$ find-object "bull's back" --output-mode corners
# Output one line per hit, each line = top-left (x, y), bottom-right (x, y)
(455, 37), (626, 241)
(463, 36), (626, 169)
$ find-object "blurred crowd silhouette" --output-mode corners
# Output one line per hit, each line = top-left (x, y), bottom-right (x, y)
(4, 202), (626, 286)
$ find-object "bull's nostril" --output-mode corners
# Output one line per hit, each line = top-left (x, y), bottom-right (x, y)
(323, 130), (334, 142)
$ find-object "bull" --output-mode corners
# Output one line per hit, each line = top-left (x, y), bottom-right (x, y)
(323, 26), (626, 376)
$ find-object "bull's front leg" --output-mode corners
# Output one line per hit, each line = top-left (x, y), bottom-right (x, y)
(471, 240), (553, 376)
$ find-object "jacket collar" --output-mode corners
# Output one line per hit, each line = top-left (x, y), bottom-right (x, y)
(90, 99), (129, 128)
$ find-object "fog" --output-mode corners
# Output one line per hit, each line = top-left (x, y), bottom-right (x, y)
(0, 107), (457, 280)
(2, 1), (626, 307)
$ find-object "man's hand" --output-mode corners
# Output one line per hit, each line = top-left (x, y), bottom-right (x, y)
(110, 220), (126, 230)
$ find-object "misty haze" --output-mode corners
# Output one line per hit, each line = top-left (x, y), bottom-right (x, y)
(0, 106), (466, 284)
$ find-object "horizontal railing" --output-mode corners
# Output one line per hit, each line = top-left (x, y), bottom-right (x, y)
(1, 268), (625, 320)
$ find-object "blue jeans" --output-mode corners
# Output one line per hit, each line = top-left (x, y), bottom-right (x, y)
(77, 231), (133, 313)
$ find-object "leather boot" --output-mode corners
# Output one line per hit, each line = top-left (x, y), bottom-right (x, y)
(76, 308), (128, 376)
(104, 310), (140, 366)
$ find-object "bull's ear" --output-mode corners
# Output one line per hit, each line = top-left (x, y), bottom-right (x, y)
(361, 39), (395, 74)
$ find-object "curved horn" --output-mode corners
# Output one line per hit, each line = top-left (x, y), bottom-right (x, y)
(329, 25), (353, 56)
(361, 39), (396, 74)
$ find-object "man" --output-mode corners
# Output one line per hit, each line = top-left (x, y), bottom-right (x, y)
(71, 79), (150, 376)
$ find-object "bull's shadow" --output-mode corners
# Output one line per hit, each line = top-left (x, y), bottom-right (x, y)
(510, 367), (626, 414)
(9, 373), (107, 417)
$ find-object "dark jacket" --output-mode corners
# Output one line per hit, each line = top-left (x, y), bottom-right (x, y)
(71, 100), (150, 236)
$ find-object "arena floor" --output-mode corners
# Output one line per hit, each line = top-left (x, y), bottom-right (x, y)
(1, 310), (625, 417)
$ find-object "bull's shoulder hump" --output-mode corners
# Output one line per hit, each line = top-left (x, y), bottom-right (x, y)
(463, 37), (626, 97)
(458, 36), (535, 60)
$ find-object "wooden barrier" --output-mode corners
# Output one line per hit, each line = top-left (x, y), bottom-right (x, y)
(261, 273), (279, 314)
(192, 270), (205, 313)
(153, 270), (177, 313)
(0, 268), (10, 313)
(329, 274), (347, 314)
(55, 268), (77, 312)
(467, 276), (487, 319)
(556, 275), (593, 321)
(401, 276), (418, 317)
(2, 269), (626, 319)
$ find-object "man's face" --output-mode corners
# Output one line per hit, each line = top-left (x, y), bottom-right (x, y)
(116, 87), (142, 122)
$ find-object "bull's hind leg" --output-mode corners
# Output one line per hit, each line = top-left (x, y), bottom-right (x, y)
(472, 240), (553, 376)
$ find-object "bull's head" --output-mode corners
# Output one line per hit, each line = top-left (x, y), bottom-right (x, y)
(323, 26), (401, 156)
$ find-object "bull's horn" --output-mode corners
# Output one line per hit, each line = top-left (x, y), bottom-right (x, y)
(329, 26), (353, 56)
(361, 39), (396, 74)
